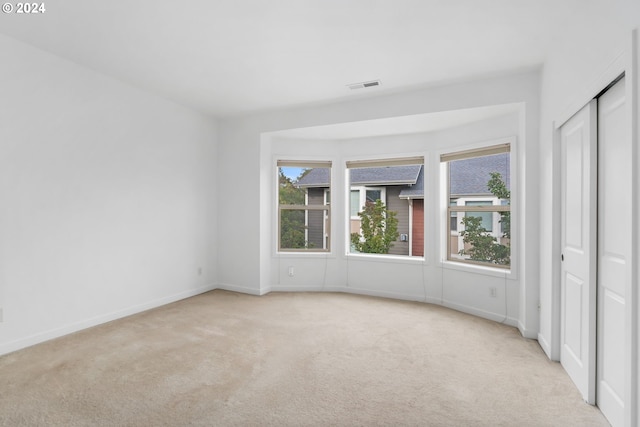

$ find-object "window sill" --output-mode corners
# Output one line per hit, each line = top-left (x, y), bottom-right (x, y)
(346, 253), (426, 265)
(440, 260), (513, 279)
(275, 251), (336, 259)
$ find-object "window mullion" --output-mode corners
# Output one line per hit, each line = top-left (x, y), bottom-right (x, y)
(280, 205), (329, 211)
(450, 205), (510, 212)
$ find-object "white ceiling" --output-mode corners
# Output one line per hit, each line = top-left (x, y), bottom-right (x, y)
(271, 103), (520, 140)
(0, 1), (580, 117)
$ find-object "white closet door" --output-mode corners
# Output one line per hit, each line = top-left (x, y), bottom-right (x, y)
(560, 99), (597, 404)
(597, 77), (628, 427)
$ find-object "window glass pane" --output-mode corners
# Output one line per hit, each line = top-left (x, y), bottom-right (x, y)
(279, 173), (306, 206)
(499, 199), (510, 237)
(278, 164), (331, 252)
(449, 153), (510, 199)
(280, 209), (308, 250)
(365, 189), (382, 203)
(279, 167), (330, 206)
(306, 207), (325, 249)
(348, 162), (424, 257)
(445, 148), (510, 268)
(350, 190), (360, 217)
(465, 201), (493, 232)
(450, 199), (458, 232)
(454, 211), (510, 265)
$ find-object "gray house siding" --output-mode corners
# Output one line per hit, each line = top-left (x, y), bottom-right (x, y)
(385, 186), (410, 256)
(307, 187), (326, 249)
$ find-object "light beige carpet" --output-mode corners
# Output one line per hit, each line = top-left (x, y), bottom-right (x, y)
(0, 290), (609, 426)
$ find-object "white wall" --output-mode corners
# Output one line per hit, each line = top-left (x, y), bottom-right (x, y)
(537, 1), (640, 424)
(537, 0), (640, 359)
(218, 71), (540, 337)
(0, 35), (218, 356)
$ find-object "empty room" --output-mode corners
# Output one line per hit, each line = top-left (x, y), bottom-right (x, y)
(1, 1), (639, 426)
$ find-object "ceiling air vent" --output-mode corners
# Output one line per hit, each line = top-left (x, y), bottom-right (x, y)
(347, 80), (381, 90)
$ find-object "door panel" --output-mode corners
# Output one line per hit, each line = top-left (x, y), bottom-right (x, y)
(597, 77), (628, 427)
(560, 99), (597, 404)
(563, 273), (584, 360)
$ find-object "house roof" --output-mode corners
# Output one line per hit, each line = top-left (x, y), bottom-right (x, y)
(449, 153), (510, 196)
(296, 165), (422, 188)
(399, 166), (425, 199)
(351, 165), (422, 186)
(296, 168), (330, 187)
(295, 153), (509, 198)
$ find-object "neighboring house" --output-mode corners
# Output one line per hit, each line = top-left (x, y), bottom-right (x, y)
(295, 154), (509, 258)
(296, 165), (424, 256)
(293, 167), (332, 251)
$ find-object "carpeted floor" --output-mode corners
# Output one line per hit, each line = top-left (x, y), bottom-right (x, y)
(0, 290), (609, 426)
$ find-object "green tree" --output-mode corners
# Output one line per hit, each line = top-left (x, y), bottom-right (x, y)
(350, 199), (399, 254)
(279, 169), (305, 205)
(279, 169), (309, 249)
(458, 172), (510, 265)
(487, 171), (510, 240)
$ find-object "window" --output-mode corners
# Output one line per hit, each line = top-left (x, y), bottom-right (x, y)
(346, 157), (424, 257)
(350, 187), (386, 219)
(442, 144), (510, 268)
(350, 190), (361, 217)
(277, 160), (331, 252)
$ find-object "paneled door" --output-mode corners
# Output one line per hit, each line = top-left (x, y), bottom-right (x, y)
(560, 99), (597, 405)
(596, 77), (628, 427)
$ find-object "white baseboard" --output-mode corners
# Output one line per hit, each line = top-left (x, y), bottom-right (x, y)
(443, 299), (519, 328)
(423, 296), (445, 306)
(0, 283), (216, 357)
(537, 333), (553, 359)
(268, 285), (519, 330)
(270, 285), (430, 303)
(268, 285), (346, 293)
(215, 282), (263, 296)
(517, 321), (539, 340)
(341, 287), (428, 303)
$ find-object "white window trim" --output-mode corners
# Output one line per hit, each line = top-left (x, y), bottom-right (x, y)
(323, 189), (330, 250)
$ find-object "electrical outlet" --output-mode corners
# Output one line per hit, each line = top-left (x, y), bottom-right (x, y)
(0, 307), (3, 322)
(490, 287), (497, 298)
(288, 266), (294, 277)
(198, 267), (202, 276)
